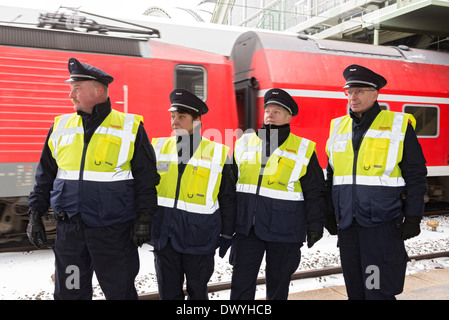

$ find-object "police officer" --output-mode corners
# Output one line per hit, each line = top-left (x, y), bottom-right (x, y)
(26, 58), (160, 300)
(325, 64), (427, 299)
(150, 89), (236, 300)
(230, 88), (327, 300)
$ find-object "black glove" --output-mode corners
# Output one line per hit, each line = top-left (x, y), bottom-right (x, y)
(325, 212), (338, 235)
(307, 230), (323, 248)
(218, 235), (233, 258)
(131, 212), (152, 247)
(399, 216), (421, 240)
(26, 210), (47, 249)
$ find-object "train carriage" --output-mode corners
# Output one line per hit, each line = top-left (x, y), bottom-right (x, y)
(0, 22), (238, 247)
(230, 30), (449, 201)
(1, 13), (449, 248)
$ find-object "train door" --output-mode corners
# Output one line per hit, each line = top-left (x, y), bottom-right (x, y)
(234, 77), (258, 131)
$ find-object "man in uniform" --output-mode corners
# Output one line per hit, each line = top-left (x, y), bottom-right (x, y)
(325, 64), (427, 299)
(150, 89), (236, 300)
(230, 88), (327, 300)
(26, 58), (160, 299)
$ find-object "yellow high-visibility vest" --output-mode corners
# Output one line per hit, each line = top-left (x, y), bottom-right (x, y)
(234, 132), (316, 201)
(152, 136), (229, 215)
(326, 110), (416, 187)
(48, 110), (142, 182)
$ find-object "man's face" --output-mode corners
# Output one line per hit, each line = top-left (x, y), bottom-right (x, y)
(345, 87), (379, 118)
(264, 104), (292, 126)
(69, 81), (103, 114)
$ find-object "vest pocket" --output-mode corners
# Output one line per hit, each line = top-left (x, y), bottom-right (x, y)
(98, 181), (134, 220)
(187, 166), (209, 198)
(184, 212), (217, 247)
(268, 157), (294, 187)
(94, 135), (121, 168)
(269, 200), (300, 235)
(369, 196), (402, 223)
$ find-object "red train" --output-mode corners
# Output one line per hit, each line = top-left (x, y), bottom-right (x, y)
(0, 18), (238, 246)
(231, 31), (449, 171)
(1, 13), (448, 247)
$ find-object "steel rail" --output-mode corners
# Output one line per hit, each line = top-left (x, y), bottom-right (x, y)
(138, 250), (449, 300)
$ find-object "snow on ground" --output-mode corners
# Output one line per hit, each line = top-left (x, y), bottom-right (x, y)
(1, 215), (448, 300)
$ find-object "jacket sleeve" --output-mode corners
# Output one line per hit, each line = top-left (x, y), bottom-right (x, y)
(131, 123), (160, 215)
(300, 151), (326, 232)
(399, 123), (427, 219)
(28, 126), (58, 215)
(217, 157), (237, 237)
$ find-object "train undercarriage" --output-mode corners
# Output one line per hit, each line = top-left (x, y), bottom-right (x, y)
(0, 197), (56, 250)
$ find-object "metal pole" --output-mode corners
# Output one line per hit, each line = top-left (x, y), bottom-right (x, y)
(373, 28), (379, 45)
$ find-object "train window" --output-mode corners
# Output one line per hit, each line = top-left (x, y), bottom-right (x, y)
(379, 103), (389, 111)
(403, 105), (439, 137)
(174, 65), (207, 101)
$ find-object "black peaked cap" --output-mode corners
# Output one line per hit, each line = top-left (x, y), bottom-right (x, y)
(343, 64), (387, 89)
(168, 88), (208, 116)
(65, 57), (114, 87)
(264, 88), (298, 117)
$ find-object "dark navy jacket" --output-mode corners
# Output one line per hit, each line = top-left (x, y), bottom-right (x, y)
(28, 99), (160, 226)
(326, 103), (427, 229)
(231, 124), (326, 243)
(150, 133), (237, 254)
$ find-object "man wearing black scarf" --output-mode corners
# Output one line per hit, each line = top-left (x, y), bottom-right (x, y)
(325, 65), (427, 299)
(230, 88), (326, 300)
(150, 89), (236, 300)
(26, 58), (159, 299)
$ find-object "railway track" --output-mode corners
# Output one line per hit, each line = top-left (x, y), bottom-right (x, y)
(137, 250), (449, 300)
(0, 245), (447, 299)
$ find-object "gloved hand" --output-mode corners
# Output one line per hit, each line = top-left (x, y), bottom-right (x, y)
(399, 216), (421, 240)
(26, 210), (47, 249)
(131, 212), (152, 247)
(307, 230), (323, 248)
(325, 212), (338, 235)
(218, 235), (233, 258)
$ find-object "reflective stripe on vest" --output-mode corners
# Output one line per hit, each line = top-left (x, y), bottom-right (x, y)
(152, 136), (229, 215)
(49, 110), (141, 182)
(235, 132), (315, 201)
(326, 110), (415, 187)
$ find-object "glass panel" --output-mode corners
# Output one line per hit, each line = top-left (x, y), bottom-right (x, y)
(174, 64), (207, 101)
(404, 105), (439, 137)
(379, 103), (388, 110)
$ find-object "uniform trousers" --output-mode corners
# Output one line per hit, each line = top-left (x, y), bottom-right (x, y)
(53, 214), (139, 300)
(230, 228), (302, 300)
(153, 239), (215, 300)
(338, 219), (409, 300)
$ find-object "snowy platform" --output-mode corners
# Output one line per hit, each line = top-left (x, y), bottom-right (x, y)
(288, 264), (449, 300)
(1, 215), (448, 300)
